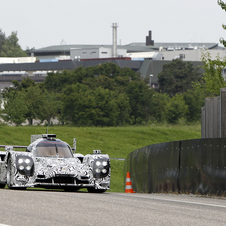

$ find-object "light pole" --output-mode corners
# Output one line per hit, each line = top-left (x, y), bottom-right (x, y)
(150, 74), (153, 87)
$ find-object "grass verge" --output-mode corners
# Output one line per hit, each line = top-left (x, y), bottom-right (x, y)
(0, 123), (201, 193)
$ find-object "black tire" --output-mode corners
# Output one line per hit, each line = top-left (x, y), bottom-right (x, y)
(15, 187), (26, 190)
(0, 183), (5, 188)
(64, 187), (80, 192)
(87, 187), (107, 193)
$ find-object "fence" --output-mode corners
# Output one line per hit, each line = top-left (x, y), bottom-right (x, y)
(201, 87), (226, 138)
(125, 138), (226, 195)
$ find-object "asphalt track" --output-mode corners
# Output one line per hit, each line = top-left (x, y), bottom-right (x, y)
(0, 189), (226, 226)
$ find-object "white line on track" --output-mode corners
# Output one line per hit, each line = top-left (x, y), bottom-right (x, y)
(0, 224), (10, 226)
(114, 193), (226, 209)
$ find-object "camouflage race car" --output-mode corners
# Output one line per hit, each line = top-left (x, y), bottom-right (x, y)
(0, 134), (110, 192)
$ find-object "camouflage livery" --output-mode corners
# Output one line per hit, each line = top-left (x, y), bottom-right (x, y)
(0, 134), (110, 192)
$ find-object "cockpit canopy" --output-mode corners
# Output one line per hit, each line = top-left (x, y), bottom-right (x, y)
(27, 139), (73, 158)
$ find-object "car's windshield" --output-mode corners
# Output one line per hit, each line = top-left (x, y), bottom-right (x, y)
(35, 140), (73, 158)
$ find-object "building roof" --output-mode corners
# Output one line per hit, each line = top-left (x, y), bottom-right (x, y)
(29, 42), (220, 55)
(126, 42), (219, 49)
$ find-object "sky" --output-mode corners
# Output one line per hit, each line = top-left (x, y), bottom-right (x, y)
(0, 0), (226, 50)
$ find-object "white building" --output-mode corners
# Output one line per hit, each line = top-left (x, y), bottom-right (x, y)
(70, 47), (127, 60)
(160, 49), (226, 61)
(0, 57), (36, 64)
(127, 52), (163, 61)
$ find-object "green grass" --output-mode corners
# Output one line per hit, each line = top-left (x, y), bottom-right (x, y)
(0, 123), (201, 192)
(108, 159), (125, 192)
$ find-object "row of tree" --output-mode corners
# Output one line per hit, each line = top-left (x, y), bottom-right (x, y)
(1, 61), (206, 126)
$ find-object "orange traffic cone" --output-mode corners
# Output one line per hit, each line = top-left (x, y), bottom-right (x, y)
(125, 172), (135, 193)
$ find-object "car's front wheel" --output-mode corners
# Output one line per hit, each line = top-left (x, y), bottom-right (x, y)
(64, 187), (80, 192)
(87, 187), (106, 193)
(0, 183), (5, 188)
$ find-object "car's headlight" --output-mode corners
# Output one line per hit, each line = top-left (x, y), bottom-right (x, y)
(16, 156), (34, 176)
(18, 158), (24, 164)
(102, 169), (107, 174)
(19, 165), (24, 170)
(25, 159), (30, 164)
(26, 166), (31, 170)
(93, 158), (110, 178)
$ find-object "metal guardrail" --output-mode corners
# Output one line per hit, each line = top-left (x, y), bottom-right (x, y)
(125, 138), (226, 195)
(110, 158), (125, 161)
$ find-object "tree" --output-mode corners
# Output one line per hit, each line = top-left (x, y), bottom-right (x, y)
(183, 89), (205, 122)
(62, 84), (125, 126)
(191, 2), (226, 97)
(2, 78), (41, 125)
(115, 92), (131, 126)
(2, 91), (28, 126)
(43, 68), (87, 93)
(165, 94), (188, 124)
(12, 77), (35, 91)
(158, 59), (201, 97)
(150, 92), (169, 122)
(0, 28), (6, 56)
(142, 89), (155, 125)
(62, 84), (96, 126)
(126, 80), (150, 124)
(92, 87), (118, 126)
(25, 46), (35, 54)
(192, 51), (226, 96)
(3, 79), (60, 126)
(37, 90), (60, 125)
(95, 75), (117, 91)
(218, 0), (226, 46)
(43, 63), (142, 93)
(1, 31), (27, 57)
(23, 86), (45, 125)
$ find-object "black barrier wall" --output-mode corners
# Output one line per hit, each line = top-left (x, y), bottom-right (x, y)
(125, 138), (226, 195)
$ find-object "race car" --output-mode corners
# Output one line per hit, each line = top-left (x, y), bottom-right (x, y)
(0, 134), (111, 192)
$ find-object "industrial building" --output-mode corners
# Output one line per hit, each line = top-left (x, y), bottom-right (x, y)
(0, 24), (225, 89)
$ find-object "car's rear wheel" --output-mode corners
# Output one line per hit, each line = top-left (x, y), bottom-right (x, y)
(87, 187), (107, 193)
